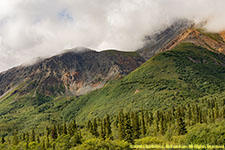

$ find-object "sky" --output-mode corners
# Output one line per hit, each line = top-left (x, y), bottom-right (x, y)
(0, 0), (225, 72)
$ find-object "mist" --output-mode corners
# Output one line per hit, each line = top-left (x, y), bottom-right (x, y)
(0, 0), (225, 72)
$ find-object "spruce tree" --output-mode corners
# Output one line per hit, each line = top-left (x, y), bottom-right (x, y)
(132, 112), (140, 139)
(22, 133), (26, 141)
(42, 139), (46, 150)
(124, 113), (134, 144)
(26, 140), (29, 150)
(13, 130), (19, 145)
(57, 124), (62, 135)
(1, 135), (5, 144)
(91, 118), (99, 137)
(31, 129), (35, 142)
(118, 110), (125, 140)
(149, 111), (154, 126)
(37, 135), (40, 143)
(46, 136), (50, 148)
(176, 109), (187, 135)
(159, 112), (166, 135)
(223, 106), (225, 119)
(105, 114), (112, 139)
(46, 126), (50, 137)
(100, 120), (105, 139)
(72, 120), (77, 132)
(63, 122), (68, 135)
(51, 124), (58, 140)
(141, 109), (146, 136)
(87, 120), (92, 130)
(154, 110), (160, 134)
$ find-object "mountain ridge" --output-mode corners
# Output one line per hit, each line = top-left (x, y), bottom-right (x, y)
(0, 48), (144, 97)
(0, 22), (225, 133)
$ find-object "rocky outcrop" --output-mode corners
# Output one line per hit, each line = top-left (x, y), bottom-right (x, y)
(160, 29), (225, 54)
(138, 19), (192, 60)
(0, 49), (144, 96)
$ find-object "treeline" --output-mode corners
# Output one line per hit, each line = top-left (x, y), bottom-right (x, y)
(0, 99), (225, 149)
(1, 121), (82, 150)
(86, 99), (225, 144)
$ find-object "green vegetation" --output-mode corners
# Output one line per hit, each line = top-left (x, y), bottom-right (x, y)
(0, 42), (225, 149)
(197, 28), (225, 43)
(0, 100), (224, 149)
(63, 43), (225, 121)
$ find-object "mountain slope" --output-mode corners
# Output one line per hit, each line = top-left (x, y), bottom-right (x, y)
(1, 26), (225, 134)
(63, 43), (225, 122)
(0, 49), (144, 97)
(160, 28), (225, 54)
(0, 48), (145, 133)
(138, 19), (192, 60)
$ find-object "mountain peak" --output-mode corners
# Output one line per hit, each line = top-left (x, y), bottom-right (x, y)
(160, 28), (225, 54)
(0, 49), (144, 97)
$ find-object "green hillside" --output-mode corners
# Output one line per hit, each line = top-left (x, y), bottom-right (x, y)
(0, 42), (225, 135)
(63, 43), (225, 122)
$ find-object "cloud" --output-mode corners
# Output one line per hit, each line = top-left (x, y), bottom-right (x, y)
(0, 0), (225, 72)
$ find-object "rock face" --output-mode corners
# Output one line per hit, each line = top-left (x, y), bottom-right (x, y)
(138, 20), (225, 60)
(160, 29), (225, 54)
(0, 49), (144, 96)
(1, 20), (224, 98)
(138, 19), (192, 60)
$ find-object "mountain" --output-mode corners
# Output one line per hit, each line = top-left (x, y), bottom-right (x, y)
(138, 19), (192, 60)
(63, 43), (225, 122)
(160, 28), (225, 54)
(0, 21), (225, 134)
(0, 48), (144, 98)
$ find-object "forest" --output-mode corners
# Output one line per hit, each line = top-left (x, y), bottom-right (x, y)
(0, 99), (225, 150)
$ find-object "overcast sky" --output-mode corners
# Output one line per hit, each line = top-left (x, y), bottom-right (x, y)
(0, 0), (225, 72)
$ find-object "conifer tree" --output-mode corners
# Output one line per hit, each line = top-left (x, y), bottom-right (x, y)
(22, 133), (26, 141)
(87, 120), (92, 130)
(31, 129), (35, 142)
(26, 132), (29, 142)
(154, 110), (160, 134)
(211, 108), (215, 123)
(100, 120), (105, 139)
(124, 113), (134, 144)
(186, 105), (192, 126)
(53, 143), (56, 150)
(37, 135), (40, 143)
(91, 118), (99, 137)
(208, 108), (212, 122)
(63, 122), (68, 135)
(46, 126), (50, 137)
(46, 136), (50, 148)
(223, 106), (225, 119)
(68, 123), (74, 137)
(51, 124), (58, 140)
(25, 139), (29, 150)
(13, 130), (19, 145)
(57, 124), (62, 135)
(118, 110), (125, 140)
(1, 135), (5, 144)
(159, 113), (166, 135)
(145, 111), (150, 127)
(141, 109), (146, 136)
(132, 112), (140, 139)
(72, 120), (77, 132)
(105, 114), (112, 139)
(176, 109), (187, 135)
(214, 103), (220, 119)
(42, 139), (46, 150)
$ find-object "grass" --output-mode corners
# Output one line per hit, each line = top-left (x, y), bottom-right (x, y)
(196, 28), (225, 43)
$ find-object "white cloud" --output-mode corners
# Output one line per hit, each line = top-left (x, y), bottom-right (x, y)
(0, 0), (225, 72)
